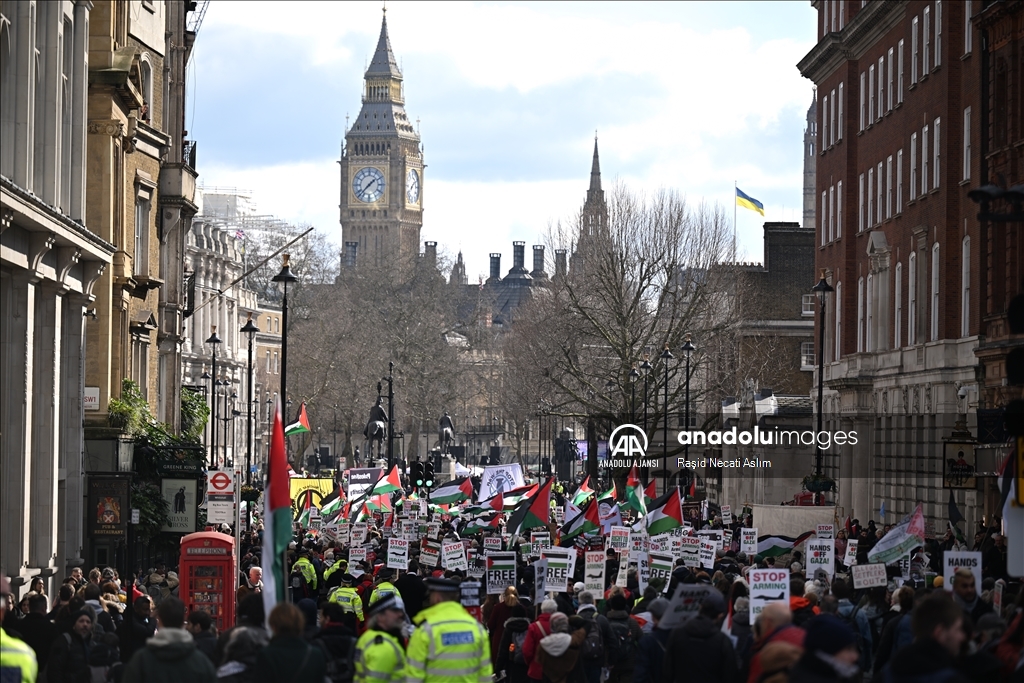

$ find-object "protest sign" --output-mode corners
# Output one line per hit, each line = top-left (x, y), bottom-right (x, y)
(650, 533), (671, 553)
(427, 521), (441, 540)
(659, 584), (715, 630)
(994, 580), (1005, 614)
(630, 531), (648, 555)
(816, 523), (835, 539)
(844, 540), (859, 566)
(483, 536), (502, 552)
(637, 554), (650, 593)
(721, 505), (733, 526)
(670, 527), (684, 555)
(942, 551), (982, 591)
(534, 558), (548, 596)
(531, 531), (551, 553)
(648, 552), (674, 592)
(338, 523), (351, 545)
(740, 528), (758, 555)
(349, 546), (367, 565)
(748, 568), (791, 617)
(542, 548), (576, 593)
(420, 539), (440, 568)
(615, 563), (628, 587)
(852, 563), (888, 589)
(486, 552), (517, 595)
(807, 538), (835, 578)
(680, 535), (701, 568)
(584, 551), (606, 593)
(401, 520), (418, 542)
(352, 522), (368, 544)
(610, 526), (630, 552)
(387, 538), (409, 570)
(520, 543), (533, 558)
(698, 530), (723, 551)
(699, 540), (716, 570)
(442, 541), (468, 571)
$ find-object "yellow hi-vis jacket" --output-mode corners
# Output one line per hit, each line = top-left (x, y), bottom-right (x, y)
(328, 586), (364, 621)
(370, 581), (398, 605)
(1, 629), (38, 683)
(354, 629), (406, 683)
(292, 556), (318, 590)
(405, 600), (492, 683)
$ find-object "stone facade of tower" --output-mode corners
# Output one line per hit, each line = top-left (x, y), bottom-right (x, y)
(339, 13), (423, 268)
(802, 93), (817, 231)
(571, 138), (608, 275)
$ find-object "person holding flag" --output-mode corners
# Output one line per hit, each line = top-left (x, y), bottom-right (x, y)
(623, 465), (647, 517)
(262, 399), (293, 626)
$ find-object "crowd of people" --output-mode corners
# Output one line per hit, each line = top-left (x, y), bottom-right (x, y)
(2, 480), (1022, 683)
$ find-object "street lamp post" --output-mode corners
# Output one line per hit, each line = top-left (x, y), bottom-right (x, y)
(682, 334), (695, 497)
(272, 255), (298, 455)
(200, 371), (211, 456)
(640, 355), (652, 434)
(332, 404), (338, 471)
(206, 327), (222, 468)
(629, 365), (640, 425)
(660, 342), (674, 493)
(812, 269), (835, 496)
(385, 362), (395, 469)
(241, 314), (259, 488)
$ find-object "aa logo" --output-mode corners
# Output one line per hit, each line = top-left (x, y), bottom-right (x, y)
(609, 424), (648, 459)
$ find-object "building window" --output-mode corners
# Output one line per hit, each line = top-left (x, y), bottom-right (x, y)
(895, 262), (903, 348)
(131, 335), (150, 401)
(860, 72), (866, 131)
(273, 351), (279, 374)
(867, 168), (874, 227)
(858, 173), (865, 231)
(933, 117), (941, 188)
(922, 125), (930, 194)
(835, 281), (842, 360)
(140, 57), (153, 122)
(910, 133), (918, 199)
(887, 48), (894, 110)
(931, 242), (940, 340)
(803, 293), (816, 316)
(837, 180), (843, 238)
(877, 56), (885, 119)
(822, 95), (827, 148)
(935, 0), (942, 67)
(868, 65), (875, 123)
(829, 185), (835, 242)
(908, 252), (917, 345)
(886, 156), (893, 218)
(897, 149), (904, 212)
(961, 236), (970, 337)
(838, 82), (844, 140)
(839, 0), (845, 29)
(963, 107), (971, 180)
(274, 318), (279, 333)
(876, 162), (884, 224)
(866, 273), (874, 351)
(266, 315), (272, 330)
(830, 89), (836, 145)
(134, 189), (152, 277)
(912, 16), (919, 84)
(265, 350), (271, 373)
(801, 342), (816, 370)
(821, 191), (827, 245)
(965, 0), (972, 54)
(857, 277), (865, 353)
(923, 6), (931, 73)
(898, 39), (905, 102)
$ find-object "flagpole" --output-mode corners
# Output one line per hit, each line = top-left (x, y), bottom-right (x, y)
(733, 180), (738, 261)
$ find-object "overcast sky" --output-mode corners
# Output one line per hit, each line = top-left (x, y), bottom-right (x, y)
(191, 1), (817, 280)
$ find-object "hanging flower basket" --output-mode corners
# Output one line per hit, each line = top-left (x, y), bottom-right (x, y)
(802, 474), (836, 493)
(240, 485), (261, 503)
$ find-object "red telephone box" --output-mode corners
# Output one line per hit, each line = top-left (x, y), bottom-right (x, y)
(179, 532), (236, 632)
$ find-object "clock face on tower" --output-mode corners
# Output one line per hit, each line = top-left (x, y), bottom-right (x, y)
(406, 168), (420, 204)
(353, 167), (386, 203)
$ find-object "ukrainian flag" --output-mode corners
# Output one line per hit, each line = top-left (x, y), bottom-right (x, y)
(736, 187), (765, 216)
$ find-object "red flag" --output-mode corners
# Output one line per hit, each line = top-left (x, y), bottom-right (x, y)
(688, 477), (696, 498)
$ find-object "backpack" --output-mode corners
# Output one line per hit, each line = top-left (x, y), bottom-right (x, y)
(608, 619), (637, 663)
(511, 629), (530, 665)
(581, 620), (604, 661)
(314, 635), (357, 683)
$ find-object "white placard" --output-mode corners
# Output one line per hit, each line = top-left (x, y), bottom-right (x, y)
(942, 551), (982, 592)
(659, 584), (716, 630)
(421, 539), (441, 568)
(534, 558), (548, 596)
(994, 579), (1004, 614)
(531, 531), (551, 553)
(749, 568), (791, 617)
(486, 552), (517, 595)
(610, 526), (630, 552)
(649, 533), (671, 554)
(851, 563), (888, 589)
(483, 536), (502, 552)
(844, 539), (858, 566)
(637, 555), (650, 593)
(806, 539), (835, 578)
(615, 563), (628, 587)
(338, 523), (351, 545)
(740, 528), (758, 555)
(584, 551), (606, 593)
(816, 523), (835, 540)
(349, 546), (367, 564)
(352, 522), (368, 544)
(442, 541), (468, 571)
(680, 536), (701, 568)
(387, 538), (409, 570)
(84, 387), (100, 411)
(427, 521), (442, 539)
(721, 505), (733, 526)
(697, 530), (723, 551)
(630, 531), (648, 555)
(541, 548), (576, 593)
(699, 540), (716, 569)
(648, 552), (674, 592)
(401, 520), (418, 542)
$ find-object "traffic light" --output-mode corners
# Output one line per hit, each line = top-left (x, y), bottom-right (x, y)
(424, 461), (435, 489)
(411, 460), (424, 488)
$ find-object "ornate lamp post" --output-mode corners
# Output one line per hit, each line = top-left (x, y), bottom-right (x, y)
(660, 343), (674, 492)
(241, 313), (259, 486)
(682, 334), (695, 496)
(640, 355), (652, 434)
(629, 365), (640, 425)
(205, 327), (222, 468)
(811, 269), (835, 492)
(271, 255), (298, 428)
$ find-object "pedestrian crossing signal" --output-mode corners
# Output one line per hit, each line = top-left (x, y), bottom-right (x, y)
(412, 461), (424, 487)
(424, 462), (434, 489)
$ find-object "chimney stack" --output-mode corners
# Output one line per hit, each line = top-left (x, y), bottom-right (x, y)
(344, 241), (358, 267)
(513, 241), (526, 270)
(555, 249), (568, 279)
(489, 253), (502, 282)
(531, 245), (547, 280)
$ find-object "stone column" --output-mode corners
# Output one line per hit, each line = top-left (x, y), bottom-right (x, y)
(70, 1), (90, 222)
(60, 294), (89, 575)
(12, 1), (35, 189)
(30, 284), (62, 571)
(1, 271), (35, 582)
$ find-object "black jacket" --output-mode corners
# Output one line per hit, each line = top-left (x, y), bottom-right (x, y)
(393, 572), (427, 619)
(193, 629), (218, 664)
(883, 639), (971, 683)
(495, 616), (531, 683)
(662, 615), (738, 683)
(47, 631), (92, 683)
(634, 627), (670, 683)
(309, 622), (358, 683)
(15, 612), (60, 670)
(118, 612), (155, 663)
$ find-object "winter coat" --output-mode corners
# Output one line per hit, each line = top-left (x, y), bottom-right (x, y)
(662, 614), (739, 683)
(254, 634), (328, 683)
(748, 624), (806, 683)
(604, 609), (644, 683)
(732, 614), (755, 680)
(536, 628), (586, 683)
(790, 651), (861, 683)
(576, 606), (614, 667)
(393, 571), (427, 619)
(192, 629), (218, 664)
(634, 627), (670, 683)
(46, 630), (92, 683)
(487, 600), (527, 666)
(523, 612), (553, 680)
(495, 616), (531, 683)
(882, 638), (971, 683)
(757, 641), (804, 683)
(117, 612), (156, 663)
(121, 627), (217, 683)
(15, 612), (60, 670)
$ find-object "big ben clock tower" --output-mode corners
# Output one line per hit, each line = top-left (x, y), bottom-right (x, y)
(340, 10), (423, 267)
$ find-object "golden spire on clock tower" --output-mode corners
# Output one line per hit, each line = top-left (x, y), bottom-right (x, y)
(340, 9), (423, 269)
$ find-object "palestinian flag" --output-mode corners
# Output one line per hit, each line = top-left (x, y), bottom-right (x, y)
(296, 490), (314, 526)
(284, 402), (311, 436)
(262, 399), (292, 621)
(572, 476), (595, 505)
(623, 466), (647, 515)
(384, 509), (395, 530)
(948, 521), (967, 546)
(645, 487), (684, 536)
(506, 478), (553, 538)
(463, 512), (502, 536)
(320, 484), (344, 520)
(431, 477), (473, 505)
(352, 502), (371, 522)
(462, 491), (504, 517)
(367, 493), (392, 513)
(644, 480), (657, 508)
(371, 465), (403, 496)
(486, 554), (516, 572)
(757, 531), (815, 558)
(597, 483), (617, 503)
(503, 483), (539, 511)
(867, 504), (926, 564)
(559, 498), (601, 545)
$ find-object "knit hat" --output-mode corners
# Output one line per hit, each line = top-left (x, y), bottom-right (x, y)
(648, 598), (670, 621)
(803, 614), (858, 655)
(931, 576), (944, 588)
(70, 608), (94, 624)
